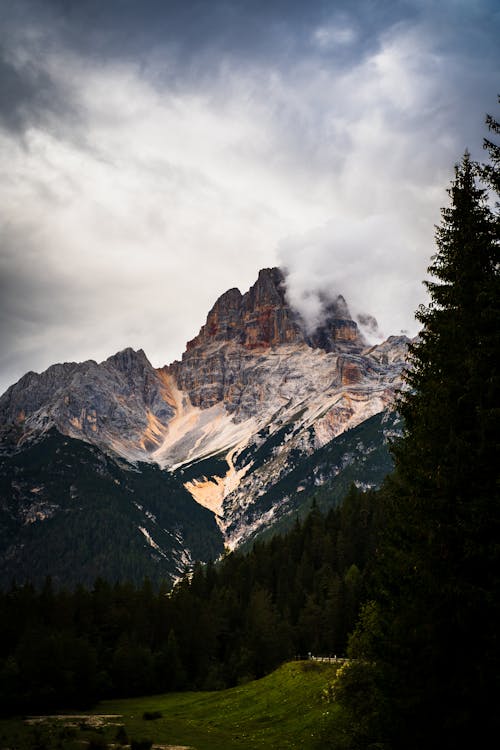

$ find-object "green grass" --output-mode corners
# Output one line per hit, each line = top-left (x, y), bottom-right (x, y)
(0, 661), (342, 750)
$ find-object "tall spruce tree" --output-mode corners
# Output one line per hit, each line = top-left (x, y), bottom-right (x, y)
(339, 147), (499, 749)
(483, 96), (500, 196)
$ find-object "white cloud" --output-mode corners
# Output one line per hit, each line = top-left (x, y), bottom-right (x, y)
(312, 23), (358, 50)
(0, 51), (316, 391)
(277, 20), (498, 339)
(280, 214), (426, 341)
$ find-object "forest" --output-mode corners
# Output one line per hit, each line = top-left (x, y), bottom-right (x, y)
(0, 485), (377, 715)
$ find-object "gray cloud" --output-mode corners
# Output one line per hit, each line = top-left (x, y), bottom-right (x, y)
(0, 0), (499, 394)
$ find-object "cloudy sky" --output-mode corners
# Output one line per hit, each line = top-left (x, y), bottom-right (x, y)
(1, 0), (499, 394)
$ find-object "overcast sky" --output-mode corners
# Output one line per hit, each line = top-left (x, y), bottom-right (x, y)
(0, 0), (499, 394)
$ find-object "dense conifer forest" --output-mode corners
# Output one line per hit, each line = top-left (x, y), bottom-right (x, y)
(0, 486), (377, 715)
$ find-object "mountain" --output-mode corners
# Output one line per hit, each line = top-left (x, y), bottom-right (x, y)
(0, 347), (174, 460)
(0, 428), (224, 589)
(0, 267), (410, 586)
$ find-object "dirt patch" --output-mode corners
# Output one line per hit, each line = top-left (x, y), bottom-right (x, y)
(25, 715), (122, 728)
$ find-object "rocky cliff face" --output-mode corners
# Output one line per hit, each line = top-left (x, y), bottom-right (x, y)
(183, 268), (303, 352)
(0, 266), (411, 560)
(0, 348), (175, 460)
(183, 267), (364, 354)
(168, 267), (366, 413)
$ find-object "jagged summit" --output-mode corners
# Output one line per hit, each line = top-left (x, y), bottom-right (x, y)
(0, 267), (407, 461)
(0, 347), (174, 458)
(106, 347), (152, 370)
(183, 267), (297, 352)
(0, 268), (410, 463)
(166, 267), (369, 413)
(181, 266), (364, 357)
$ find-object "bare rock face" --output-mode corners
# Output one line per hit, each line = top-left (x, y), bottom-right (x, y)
(240, 267), (302, 349)
(363, 335), (413, 365)
(183, 268), (304, 352)
(0, 348), (175, 460)
(185, 287), (244, 350)
(184, 267), (365, 354)
(0, 268), (408, 465)
(169, 267), (367, 412)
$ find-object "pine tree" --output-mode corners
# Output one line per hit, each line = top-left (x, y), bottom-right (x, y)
(482, 95), (500, 197)
(340, 149), (499, 749)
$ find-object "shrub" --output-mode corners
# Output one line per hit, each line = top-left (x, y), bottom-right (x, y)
(130, 739), (153, 750)
(87, 735), (108, 750)
(115, 726), (129, 745)
(142, 710), (163, 720)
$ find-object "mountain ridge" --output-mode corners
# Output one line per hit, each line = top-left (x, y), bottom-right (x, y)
(0, 267), (408, 468)
(0, 267), (410, 583)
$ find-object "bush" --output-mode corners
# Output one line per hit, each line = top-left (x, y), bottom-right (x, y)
(142, 710), (163, 720)
(130, 740), (153, 750)
(87, 735), (108, 750)
(115, 726), (129, 745)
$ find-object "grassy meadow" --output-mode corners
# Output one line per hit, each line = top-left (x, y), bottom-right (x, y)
(0, 661), (342, 750)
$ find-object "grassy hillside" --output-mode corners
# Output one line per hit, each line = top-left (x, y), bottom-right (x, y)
(0, 661), (342, 750)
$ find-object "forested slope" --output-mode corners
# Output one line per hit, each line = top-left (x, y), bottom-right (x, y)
(0, 486), (377, 715)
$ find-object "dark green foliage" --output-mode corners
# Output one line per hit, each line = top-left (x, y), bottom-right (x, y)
(142, 711), (162, 720)
(482, 96), (500, 196)
(336, 128), (500, 748)
(0, 405), (396, 594)
(115, 726), (129, 745)
(174, 452), (232, 484)
(0, 429), (224, 589)
(111, 638), (155, 697)
(130, 740), (153, 750)
(0, 486), (377, 715)
(234, 422), (296, 469)
(0, 404), (397, 593)
(87, 736), (108, 750)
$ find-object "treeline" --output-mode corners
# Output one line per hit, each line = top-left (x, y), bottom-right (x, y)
(0, 486), (380, 716)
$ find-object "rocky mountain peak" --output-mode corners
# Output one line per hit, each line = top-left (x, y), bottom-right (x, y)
(308, 293), (365, 351)
(0, 267), (407, 470)
(185, 288), (243, 351)
(245, 266), (287, 307)
(0, 348), (174, 460)
(182, 266), (364, 357)
(167, 267), (369, 414)
(183, 266), (299, 352)
(105, 347), (152, 374)
(240, 267), (302, 350)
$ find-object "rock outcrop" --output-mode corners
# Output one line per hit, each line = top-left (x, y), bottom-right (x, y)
(184, 267), (364, 353)
(0, 348), (175, 460)
(183, 268), (302, 352)
(168, 267), (367, 412)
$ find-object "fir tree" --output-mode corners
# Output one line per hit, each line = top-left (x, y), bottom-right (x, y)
(340, 148), (499, 749)
(482, 95), (500, 197)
